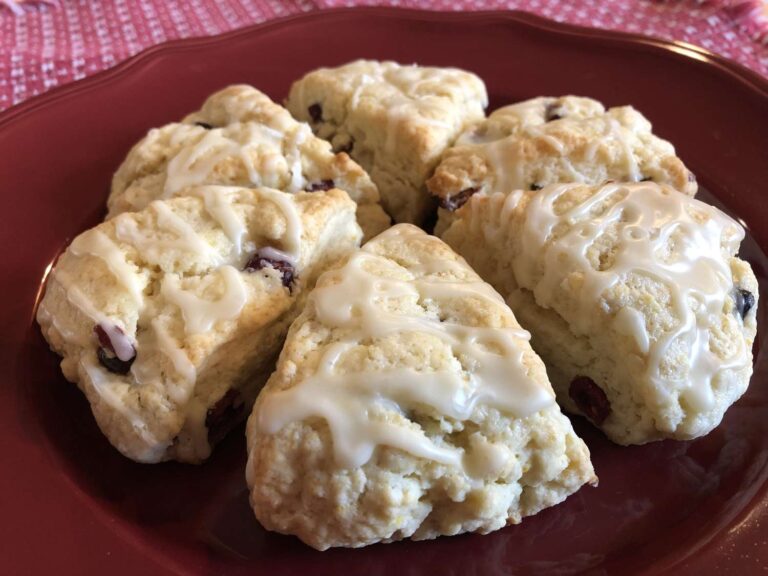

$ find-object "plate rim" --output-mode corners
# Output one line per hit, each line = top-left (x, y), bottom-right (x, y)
(1, 6), (767, 130)
(3, 7), (768, 575)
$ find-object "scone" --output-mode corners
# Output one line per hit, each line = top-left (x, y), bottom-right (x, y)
(246, 224), (596, 550)
(286, 60), (488, 225)
(428, 96), (697, 233)
(36, 185), (362, 463)
(441, 181), (757, 445)
(109, 84), (389, 240)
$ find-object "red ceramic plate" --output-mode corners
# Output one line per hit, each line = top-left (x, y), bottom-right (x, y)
(2, 8), (767, 575)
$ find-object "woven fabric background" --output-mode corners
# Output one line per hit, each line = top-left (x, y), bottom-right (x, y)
(1, 0), (767, 111)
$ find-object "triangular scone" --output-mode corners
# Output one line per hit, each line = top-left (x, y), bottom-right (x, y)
(246, 224), (596, 550)
(441, 182), (757, 445)
(428, 96), (697, 233)
(36, 185), (362, 463)
(286, 60), (488, 225)
(109, 85), (389, 240)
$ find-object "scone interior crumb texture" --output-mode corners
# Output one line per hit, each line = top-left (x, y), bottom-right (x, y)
(441, 181), (757, 445)
(286, 59), (488, 226)
(246, 224), (596, 550)
(109, 84), (390, 240)
(36, 185), (362, 463)
(427, 95), (698, 234)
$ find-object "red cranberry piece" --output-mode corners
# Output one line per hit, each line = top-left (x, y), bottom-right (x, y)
(438, 187), (479, 212)
(96, 348), (134, 374)
(336, 139), (354, 154)
(194, 121), (214, 130)
(244, 247), (296, 290)
(94, 324), (136, 375)
(305, 179), (335, 192)
(308, 103), (322, 123)
(734, 289), (755, 319)
(569, 376), (611, 425)
(545, 102), (564, 122)
(206, 388), (245, 446)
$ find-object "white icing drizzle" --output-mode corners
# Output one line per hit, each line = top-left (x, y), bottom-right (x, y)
(81, 357), (169, 463)
(190, 186), (247, 256)
(54, 269), (115, 333)
(523, 125), (565, 154)
(463, 434), (511, 479)
(69, 229), (144, 304)
(606, 117), (641, 182)
(256, 124), (285, 141)
(613, 307), (650, 354)
(349, 73), (375, 110)
(100, 322), (135, 362)
(484, 138), (525, 194)
(258, 225), (555, 471)
(256, 246), (296, 267)
(165, 129), (237, 195)
(115, 201), (218, 263)
(472, 106), (646, 194)
(150, 318), (196, 403)
(338, 64), (470, 154)
(508, 182), (748, 410)
(163, 123), (288, 196)
(161, 265), (247, 335)
(284, 124), (309, 193)
(258, 188), (302, 260)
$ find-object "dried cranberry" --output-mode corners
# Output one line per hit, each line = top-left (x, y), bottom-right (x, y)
(244, 248), (296, 290)
(569, 376), (611, 425)
(308, 103), (322, 123)
(305, 179), (335, 192)
(438, 187), (479, 212)
(94, 324), (136, 375)
(96, 348), (134, 374)
(206, 389), (245, 446)
(545, 102), (564, 122)
(336, 139), (354, 154)
(94, 324), (113, 350)
(530, 183), (543, 191)
(194, 121), (214, 130)
(734, 289), (755, 320)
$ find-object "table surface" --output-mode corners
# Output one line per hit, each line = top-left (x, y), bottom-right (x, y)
(0, 0), (767, 112)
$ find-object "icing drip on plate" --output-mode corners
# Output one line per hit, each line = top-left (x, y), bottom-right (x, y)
(258, 225), (555, 472)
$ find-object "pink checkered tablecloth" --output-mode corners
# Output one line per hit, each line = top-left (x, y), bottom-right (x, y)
(1, 0), (767, 112)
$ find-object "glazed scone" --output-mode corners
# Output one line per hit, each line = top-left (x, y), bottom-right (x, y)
(109, 84), (389, 240)
(246, 224), (596, 550)
(36, 185), (362, 463)
(441, 182), (757, 445)
(286, 60), (488, 225)
(428, 96), (697, 233)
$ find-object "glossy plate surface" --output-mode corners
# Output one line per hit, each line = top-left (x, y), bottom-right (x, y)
(1, 8), (767, 575)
